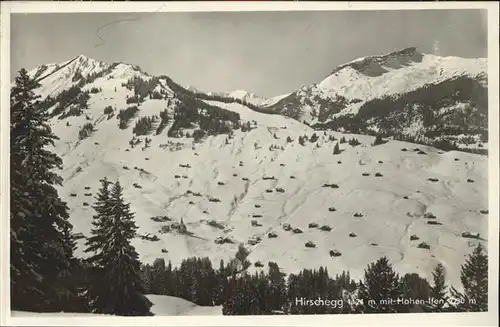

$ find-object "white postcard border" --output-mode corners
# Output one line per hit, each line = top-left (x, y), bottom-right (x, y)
(1, 2), (498, 326)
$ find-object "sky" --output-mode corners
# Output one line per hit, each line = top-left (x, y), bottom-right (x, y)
(11, 9), (487, 98)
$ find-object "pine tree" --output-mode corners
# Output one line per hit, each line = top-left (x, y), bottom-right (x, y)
(427, 263), (448, 312)
(357, 257), (407, 313)
(333, 143), (341, 155)
(56, 222), (82, 312)
(164, 260), (174, 296)
(222, 276), (237, 315)
(348, 137), (361, 146)
(190, 277), (201, 304)
(267, 262), (286, 313)
(85, 180), (153, 316)
(372, 135), (385, 146)
(141, 264), (153, 294)
(150, 258), (167, 295)
(215, 259), (228, 305)
(235, 244), (250, 271)
(309, 133), (318, 143)
(450, 244), (488, 312)
(84, 178), (112, 264)
(10, 68), (77, 312)
(400, 273), (430, 312)
(84, 178), (115, 312)
(197, 257), (218, 306)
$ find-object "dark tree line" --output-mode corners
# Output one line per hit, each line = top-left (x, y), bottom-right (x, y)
(166, 99), (240, 137)
(117, 73), (245, 138)
(138, 257), (359, 314)
(117, 106), (140, 129)
(357, 75), (487, 125)
(59, 90), (90, 119)
(348, 137), (361, 146)
(314, 94), (353, 122)
(48, 85), (90, 119)
(313, 116), (487, 156)
(392, 134), (488, 156)
(126, 95), (141, 104)
(122, 76), (160, 102)
(139, 243), (488, 315)
(79, 122), (95, 140)
(73, 63), (120, 87)
(114, 74), (246, 138)
(103, 105), (114, 117)
(133, 115), (157, 136)
(192, 129), (206, 142)
(266, 91), (352, 123)
(354, 75), (487, 139)
(122, 75), (167, 104)
(191, 91), (274, 114)
(155, 109), (170, 135)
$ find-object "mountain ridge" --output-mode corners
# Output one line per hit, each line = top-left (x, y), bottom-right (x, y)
(25, 47), (487, 101)
(260, 48), (487, 151)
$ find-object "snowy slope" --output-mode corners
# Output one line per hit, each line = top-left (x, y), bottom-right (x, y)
(28, 55), (149, 100)
(267, 47), (487, 119)
(182, 84), (268, 106)
(52, 114), (487, 290)
(21, 53), (489, 291)
(11, 295), (222, 316)
(202, 100), (305, 130)
(260, 92), (292, 107)
(11, 311), (110, 317)
(147, 295), (222, 315)
(264, 47), (488, 150)
(202, 89), (267, 106)
(317, 51), (486, 108)
(227, 90), (267, 106)
(29, 55), (108, 96)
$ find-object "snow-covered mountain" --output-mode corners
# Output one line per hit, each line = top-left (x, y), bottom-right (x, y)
(226, 90), (267, 106)
(183, 84), (268, 106)
(20, 50), (489, 290)
(263, 47), (488, 150)
(30, 54), (147, 96)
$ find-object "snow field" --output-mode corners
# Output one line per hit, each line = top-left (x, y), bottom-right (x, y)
(30, 53), (488, 292)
